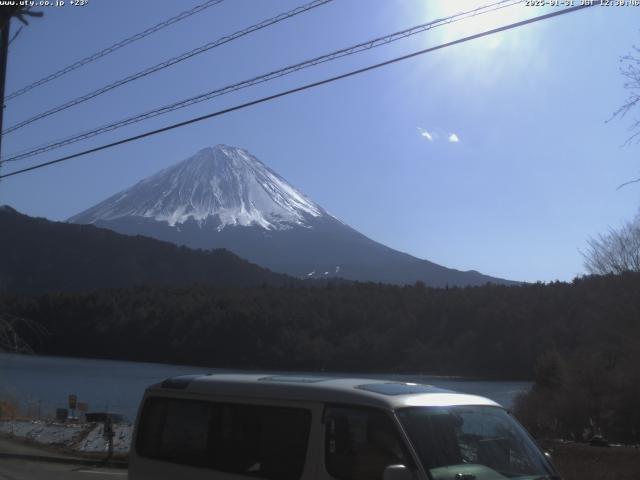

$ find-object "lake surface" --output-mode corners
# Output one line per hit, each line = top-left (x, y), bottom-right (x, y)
(0, 353), (532, 421)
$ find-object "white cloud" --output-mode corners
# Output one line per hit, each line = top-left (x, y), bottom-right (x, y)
(418, 128), (460, 144)
(417, 127), (434, 141)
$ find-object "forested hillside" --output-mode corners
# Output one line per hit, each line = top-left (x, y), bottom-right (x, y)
(0, 206), (293, 293)
(3, 273), (638, 380)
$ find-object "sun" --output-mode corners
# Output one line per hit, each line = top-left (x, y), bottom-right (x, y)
(424, 0), (529, 50)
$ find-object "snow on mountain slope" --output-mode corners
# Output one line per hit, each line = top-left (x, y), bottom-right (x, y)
(69, 145), (324, 231)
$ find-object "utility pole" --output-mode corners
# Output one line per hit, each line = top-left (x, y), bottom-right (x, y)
(0, 6), (43, 173)
(0, 17), (9, 163)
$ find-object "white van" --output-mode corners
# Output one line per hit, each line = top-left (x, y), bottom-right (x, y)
(129, 374), (559, 480)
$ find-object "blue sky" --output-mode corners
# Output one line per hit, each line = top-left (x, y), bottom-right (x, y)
(0, 0), (638, 282)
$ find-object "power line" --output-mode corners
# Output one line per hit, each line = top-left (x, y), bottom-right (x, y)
(2, 0), (334, 136)
(0, 3), (596, 181)
(1, 0), (521, 162)
(4, 0), (225, 102)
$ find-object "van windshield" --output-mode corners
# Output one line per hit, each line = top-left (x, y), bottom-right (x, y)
(397, 406), (555, 480)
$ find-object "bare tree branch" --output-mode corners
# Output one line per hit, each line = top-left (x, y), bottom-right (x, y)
(583, 213), (640, 275)
(616, 177), (640, 190)
(611, 45), (640, 119)
(609, 43), (640, 188)
(0, 313), (46, 353)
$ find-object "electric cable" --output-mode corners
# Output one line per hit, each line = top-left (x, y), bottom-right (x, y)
(5, 0), (226, 102)
(1, 0), (520, 162)
(0, 3), (596, 180)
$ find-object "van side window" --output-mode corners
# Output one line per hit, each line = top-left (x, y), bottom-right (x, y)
(324, 405), (412, 480)
(136, 397), (311, 480)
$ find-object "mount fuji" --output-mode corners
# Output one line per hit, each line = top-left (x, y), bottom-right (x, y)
(69, 145), (514, 286)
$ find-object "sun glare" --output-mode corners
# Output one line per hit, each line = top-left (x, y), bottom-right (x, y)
(425, 0), (530, 50)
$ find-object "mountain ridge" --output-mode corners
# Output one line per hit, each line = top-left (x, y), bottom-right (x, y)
(69, 145), (517, 287)
(0, 206), (294, 295)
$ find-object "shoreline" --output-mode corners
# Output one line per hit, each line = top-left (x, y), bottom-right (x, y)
(0, 351), (532, 382)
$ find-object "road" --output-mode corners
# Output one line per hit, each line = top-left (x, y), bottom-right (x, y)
(0, 437), (78, 458)
(0, 437), (127, 479)
(0, 458), (127, 479)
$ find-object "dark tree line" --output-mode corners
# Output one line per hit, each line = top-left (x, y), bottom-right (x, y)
(1, 272), (638, 378)
(3, 272), (640, 440)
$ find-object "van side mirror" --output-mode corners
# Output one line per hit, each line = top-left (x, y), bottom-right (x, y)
(383, 464), (414, 480)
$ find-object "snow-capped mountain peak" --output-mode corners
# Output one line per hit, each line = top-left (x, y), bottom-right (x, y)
(69, 145), (325, 231)
(68, 144), (516, 286)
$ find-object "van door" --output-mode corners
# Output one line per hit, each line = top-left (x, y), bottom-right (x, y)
(322, 405), (419, 480)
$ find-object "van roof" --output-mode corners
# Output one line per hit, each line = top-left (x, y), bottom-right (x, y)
(146, 374), (500, 410)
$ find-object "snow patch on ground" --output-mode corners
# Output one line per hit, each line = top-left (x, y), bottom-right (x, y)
(0, 420), (131, 454)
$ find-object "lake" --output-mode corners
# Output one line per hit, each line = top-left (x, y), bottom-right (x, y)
(0, 353), (532, 421)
